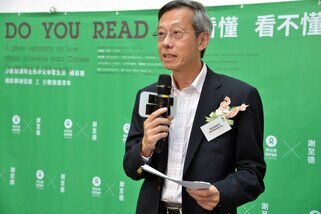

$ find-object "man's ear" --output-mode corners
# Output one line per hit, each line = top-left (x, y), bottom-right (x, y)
(198, 32), (210, 52)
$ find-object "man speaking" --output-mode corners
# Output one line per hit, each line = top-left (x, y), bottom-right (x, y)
(123, 1), (266, 213)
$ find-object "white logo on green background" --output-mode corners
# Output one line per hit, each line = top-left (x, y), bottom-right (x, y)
(92, 176), (101, 187)
(123, 123), (130, 134)
(64, 119), (73, 129)
(91, 176), (102, 197)
(12, 115), (21, 134)
(266, 135), (277, 148)
(12, 115), (20, 125)
(122, 123), (130, 144)
(265, 135), (278, 160)
(36, 170), (45, 189)
(36, 170), (44, 179)
(64, 119), (73, 139)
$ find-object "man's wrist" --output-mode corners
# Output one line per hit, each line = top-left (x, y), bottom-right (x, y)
(141, 140), (153, 157)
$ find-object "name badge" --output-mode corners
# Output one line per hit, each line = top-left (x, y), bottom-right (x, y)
(200, 116), (231, 142)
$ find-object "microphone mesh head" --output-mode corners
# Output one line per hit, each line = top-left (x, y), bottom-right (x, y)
(157, 74), (171, 95)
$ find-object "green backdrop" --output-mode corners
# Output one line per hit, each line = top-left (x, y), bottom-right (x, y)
(1, 1), (320, 213)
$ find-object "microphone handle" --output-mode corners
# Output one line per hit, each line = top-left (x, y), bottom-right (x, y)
(154, 139), (164, 153)
(154, 95), (170, 153)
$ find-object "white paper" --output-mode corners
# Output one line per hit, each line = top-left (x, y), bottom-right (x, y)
(141, 164), (210, 190)
(200, 116), (231, 142)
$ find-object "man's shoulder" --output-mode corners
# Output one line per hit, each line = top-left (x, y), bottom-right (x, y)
(220, 74), (253, 89)
(207, 67), (256, 92)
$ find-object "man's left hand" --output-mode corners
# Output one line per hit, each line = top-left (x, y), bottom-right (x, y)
(186, 185), (220, 211)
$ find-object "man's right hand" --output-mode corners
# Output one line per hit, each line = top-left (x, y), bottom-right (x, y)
(141, 107), (173, 157)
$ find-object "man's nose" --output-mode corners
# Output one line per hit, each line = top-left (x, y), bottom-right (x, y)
(162, 34), (173, 48)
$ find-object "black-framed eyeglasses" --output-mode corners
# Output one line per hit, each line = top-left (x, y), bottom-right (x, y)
(152, 28), (200, 42)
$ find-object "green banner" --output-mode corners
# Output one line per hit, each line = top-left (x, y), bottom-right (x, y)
(1, 1), (320, 213)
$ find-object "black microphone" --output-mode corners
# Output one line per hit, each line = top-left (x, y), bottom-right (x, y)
(154, 74), (172, 153)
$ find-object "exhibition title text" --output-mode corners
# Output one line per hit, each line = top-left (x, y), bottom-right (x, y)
(4, 21), (149, 39)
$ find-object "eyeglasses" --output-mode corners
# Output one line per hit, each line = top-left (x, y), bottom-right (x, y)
(152, 29), (200, 42)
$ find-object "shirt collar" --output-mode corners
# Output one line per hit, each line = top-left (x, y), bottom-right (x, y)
(171, 62), (207, 94)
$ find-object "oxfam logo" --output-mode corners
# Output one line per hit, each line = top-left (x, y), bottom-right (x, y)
(64, 119), (73, 129)
(266, 135), (277, 148)
(36, 170), (44, 180)
(92, 176), (101, 187)
(310, 211), (321, 214)
(123, 123), (130, 134)
(12, 115), (21, 125)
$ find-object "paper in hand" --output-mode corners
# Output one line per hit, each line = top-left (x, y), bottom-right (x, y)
(141, 164), (210, 190)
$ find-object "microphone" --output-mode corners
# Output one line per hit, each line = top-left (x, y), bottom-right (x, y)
(154, 74), (172, 153)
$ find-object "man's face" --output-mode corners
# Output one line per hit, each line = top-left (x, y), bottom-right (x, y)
(157, 7), (203, 73)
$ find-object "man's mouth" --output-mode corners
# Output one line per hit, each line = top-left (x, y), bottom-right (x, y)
(163, 53), (177, 59)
